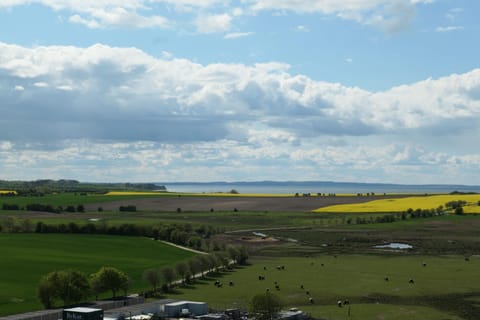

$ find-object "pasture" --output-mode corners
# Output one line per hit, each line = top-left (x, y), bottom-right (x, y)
(0, 234), (195, 316)
(2, 191), (480, 319)
(314, 194), (480, 213)
(174, 255), (480, 319)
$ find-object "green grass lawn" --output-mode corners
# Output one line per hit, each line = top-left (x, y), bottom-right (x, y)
(0, 233), (196, 316)
(172, 255), (480, 320)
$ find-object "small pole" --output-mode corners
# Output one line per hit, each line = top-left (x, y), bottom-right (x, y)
(348, 306), (351, 317)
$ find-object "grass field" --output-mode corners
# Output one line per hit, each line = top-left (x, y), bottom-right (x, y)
(173, 255), (479, 320)
(313, 194), (480, 213)
(0, 234), (196, 316)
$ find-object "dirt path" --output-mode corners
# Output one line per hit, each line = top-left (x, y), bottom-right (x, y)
(158, 240), (208, 255)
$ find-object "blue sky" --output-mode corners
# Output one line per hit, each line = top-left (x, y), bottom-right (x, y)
(0, 0), (479, 184)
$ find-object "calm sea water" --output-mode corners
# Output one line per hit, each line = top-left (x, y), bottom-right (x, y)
(159, 182), (480, 195)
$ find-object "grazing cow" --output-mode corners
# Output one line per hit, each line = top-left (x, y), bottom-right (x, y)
(321, 263), (324, 267)
(309, 298), (314, 304)
(409, 278), (415, 284)
(266, 288), (270, 292)
(422, 262), (427, 267)
(275, 285), (280, 290)
(264, 266), (267, 270)
(300, 284), (304, 289)
(465, 257), (470, 262)
(258, 275), (265, 281)
(337, 301), (342, 307)
(384, 277), (389, 282)
(306, 291), (310, 295)
(343, 299), (350, 305)
(229, 281), (234, 286)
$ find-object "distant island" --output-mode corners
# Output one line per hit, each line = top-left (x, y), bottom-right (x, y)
(0, 179), (166, 195)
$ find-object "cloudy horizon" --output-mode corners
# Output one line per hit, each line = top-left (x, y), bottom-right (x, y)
(1, 1), (479, 184)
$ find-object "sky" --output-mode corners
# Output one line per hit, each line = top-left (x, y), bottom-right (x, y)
(0, 0), (479, 184)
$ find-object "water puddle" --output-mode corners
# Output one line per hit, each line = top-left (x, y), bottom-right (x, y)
(374, 243), (413, 249)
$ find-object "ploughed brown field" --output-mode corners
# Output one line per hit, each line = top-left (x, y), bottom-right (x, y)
(85, 194), (409, 212)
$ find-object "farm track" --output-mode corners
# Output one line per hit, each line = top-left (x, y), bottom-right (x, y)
(84, 194), (410, 212)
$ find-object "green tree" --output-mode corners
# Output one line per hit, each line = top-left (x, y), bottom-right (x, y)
(90, 273), (102, 300)
(92, 267), (129, 298)
(38, 273), (58, 309)
(187, 258), (202, 281)
(227, 246), (240, 264)
(37, 270), (90, 308)
(175, 262), (188, 283)
(237, 246), (249, 265)
(250, 292), (283, 320)
(56, 270), (90, 306)
(197, 255), (210, 278)
(455, 206), (464, 215)
(143, 268), (161, 292)
(161, 267), (176, 291)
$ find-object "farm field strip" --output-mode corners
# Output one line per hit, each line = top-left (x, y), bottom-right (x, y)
(0, 233), (196, 316)
(313, 194), (480, 213)
(173, 255), (480, 320)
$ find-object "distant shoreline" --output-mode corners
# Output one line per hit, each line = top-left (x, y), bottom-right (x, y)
(159, 181), (480, 195)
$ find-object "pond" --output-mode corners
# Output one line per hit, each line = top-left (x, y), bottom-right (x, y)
(374, 243), (413, 249)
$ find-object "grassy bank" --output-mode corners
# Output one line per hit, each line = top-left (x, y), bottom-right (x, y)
(173, 255), (479, 319)
(0, 234), (195, 316)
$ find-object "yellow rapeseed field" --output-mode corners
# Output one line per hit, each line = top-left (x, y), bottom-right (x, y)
(0, 190), (17, 195)
(313, 194), (480, 214)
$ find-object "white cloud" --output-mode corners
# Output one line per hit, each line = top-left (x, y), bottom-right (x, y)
(161, 50), (173, 59)
(1, 0), (172, 29)
(34, 82), (49, 88)
(1, 42), (480, 183)
(249, 0), (432, 32)
(195, 13), (232, 33)
(224, 32), (254, 39)
(435, 26), (464, 33)
(446, 7), (463, 21)
(295, 25), (309, 32)
(0, 0), (434, 32)
(14, 85), (24, 91)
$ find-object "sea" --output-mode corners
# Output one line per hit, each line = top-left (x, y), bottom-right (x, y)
(158, 181), (480, 195)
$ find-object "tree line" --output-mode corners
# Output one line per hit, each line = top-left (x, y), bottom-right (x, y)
(0, 179), (166, 195)
(38, 266), (130, 309)
(1, 202), (86, 213)
(38, 246), (248, 309)
(0, 218), (224, 251)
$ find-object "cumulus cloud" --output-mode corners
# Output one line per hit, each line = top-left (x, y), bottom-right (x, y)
(1, 41), (480, 182)
(0, 0), (433, 32)
(1, 0), (172, 29)
(224, 32), (254, 39)
(195, 13), (232, 33)
(435, 26), (464, 32)
(295, 25), (309, 32)
(1, 41), (480, 142)
(249, 0), (432, 32)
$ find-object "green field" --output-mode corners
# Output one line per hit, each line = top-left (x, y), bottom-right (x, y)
(2, 191), (480, 319)
(172, 255), (479, 319)
(0, 193), (172, 207)
(0, 233), (196, 316)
